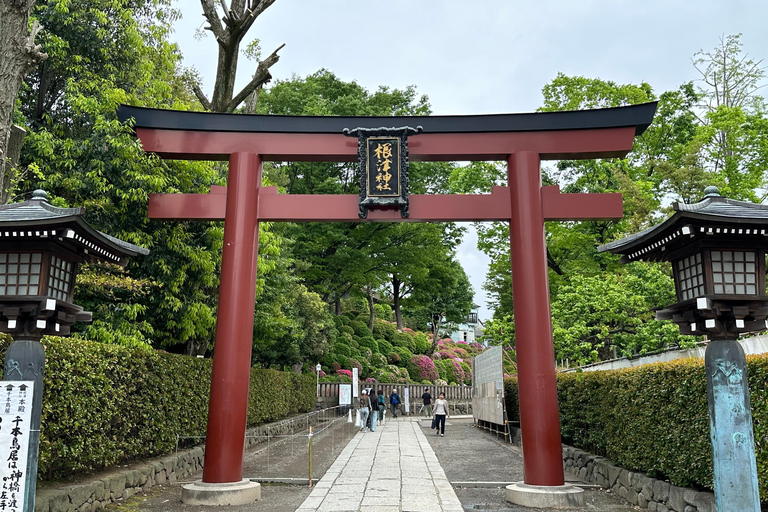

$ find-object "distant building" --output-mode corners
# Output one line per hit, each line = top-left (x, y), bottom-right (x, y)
(450, 305), (483, 344)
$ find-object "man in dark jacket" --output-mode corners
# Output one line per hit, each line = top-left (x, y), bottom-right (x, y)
(389, 388), (401, 419)
(422, 388), (433, 417)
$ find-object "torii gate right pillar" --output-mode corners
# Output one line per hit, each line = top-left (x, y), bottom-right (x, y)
(508, 151), (563, 485)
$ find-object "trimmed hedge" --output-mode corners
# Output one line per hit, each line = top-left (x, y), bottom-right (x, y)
(504, 355), (768, 500)
(0, 336), (315, 481)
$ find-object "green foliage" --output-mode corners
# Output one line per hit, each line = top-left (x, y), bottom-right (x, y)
(7, 336), (314, 480)
(551, 262), (697, 365)
(392, 347), (413, 367)
(374, 304), (393, 322)
(506, 356), (768, 499)
(378, 339), (394, 356)
(412, 333), (431, 355)
(372, 320), (397, 342)
(434, 358), (470, 385)
(392, 331), (416, 352)
(358, 336), (379, 353)
(252, 283), (337, 369)
(350, 320), (372, 338)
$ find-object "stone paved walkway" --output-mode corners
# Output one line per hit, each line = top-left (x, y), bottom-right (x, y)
(296, 416), (463, 512)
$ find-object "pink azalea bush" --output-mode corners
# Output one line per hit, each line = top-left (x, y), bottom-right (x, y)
(407, 355), (439, 382)
(337, 369), (353, 379)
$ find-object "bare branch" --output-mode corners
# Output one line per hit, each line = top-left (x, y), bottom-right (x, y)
(22, 20), (47, 73)
(225, 43), (285, 113)
(192, 83), (213, 111)
(237, 0), (278, 37)
(199, 0), (227, 42)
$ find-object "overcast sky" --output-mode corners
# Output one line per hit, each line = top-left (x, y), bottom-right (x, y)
(168, 0), (768, 321)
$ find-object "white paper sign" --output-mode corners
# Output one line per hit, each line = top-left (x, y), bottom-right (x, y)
(404, 387), (410, 413)
(339, 384), (352, 405)
(0, 381), (34, 512)
(352, 368), (359, 398)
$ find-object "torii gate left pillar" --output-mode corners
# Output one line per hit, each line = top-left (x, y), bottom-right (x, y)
(119, 102), (656, 507)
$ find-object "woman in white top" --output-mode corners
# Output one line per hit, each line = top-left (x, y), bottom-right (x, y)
(433, 393), (449, 437)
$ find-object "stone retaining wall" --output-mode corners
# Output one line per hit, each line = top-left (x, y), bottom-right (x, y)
(34, 413), (323, 512)
(505, 426), (715, 512)
(562, 446), (716, 512)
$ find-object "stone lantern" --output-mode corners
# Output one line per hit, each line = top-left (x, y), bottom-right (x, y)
(599, 186), (763, 512)
(0, 189), (148, 511)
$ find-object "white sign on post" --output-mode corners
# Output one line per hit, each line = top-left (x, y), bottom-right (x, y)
(0, 381), (34, 512)
(339, 384), (352, 405)
(352, 368), (359, 398)
(404, 387), (410, 413)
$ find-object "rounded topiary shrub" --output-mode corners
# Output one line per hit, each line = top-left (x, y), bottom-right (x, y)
(393, 346), (413, 367)
(358, 336), (379, 353)
(392, 331), (416, 352)
(378, 340), (394, 356)
(407, 355), (439, 382)
(351, 320), (373, 338)
(373, 319), (397, 342)
(412, 333), (431, 354)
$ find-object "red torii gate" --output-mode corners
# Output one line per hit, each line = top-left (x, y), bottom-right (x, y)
(119, 102), (656, 501)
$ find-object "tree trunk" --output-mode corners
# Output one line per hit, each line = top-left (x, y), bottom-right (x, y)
(334, 296), (341, 316)
(430, 313), (443, 355)
(196, 0), (283, 113)
(366, 284), (375, 332)
(392, 276), (403, 330)
(0, 0), (46, 204)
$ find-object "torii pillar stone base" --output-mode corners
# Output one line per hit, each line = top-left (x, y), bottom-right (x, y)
(182, 480), (261, 506)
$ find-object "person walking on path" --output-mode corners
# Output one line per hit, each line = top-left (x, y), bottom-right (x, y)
(369, 389), (378, 432)
(358, 390), (371, 432)
(377, 389), (386, 425)
(422, 388), (433, 417)
(433, 392), (449, 436)
(389, 388), (401, 419)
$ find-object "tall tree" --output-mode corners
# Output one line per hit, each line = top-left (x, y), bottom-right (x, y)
(404, 257), (474, 354)
(193, 0), (283, 112)
(16, 0), (229, 354)
(0, 0), (46, 204)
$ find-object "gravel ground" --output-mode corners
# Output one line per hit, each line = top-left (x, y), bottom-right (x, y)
(105, 415), (640, 511)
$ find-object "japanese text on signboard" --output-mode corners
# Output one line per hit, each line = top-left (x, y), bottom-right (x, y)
(366, 137), (400, 197)
(0, 382), (33, 512)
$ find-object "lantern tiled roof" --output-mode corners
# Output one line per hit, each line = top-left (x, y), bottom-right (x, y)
(598, 187), (768, 263)
(0, 190), (148, 265)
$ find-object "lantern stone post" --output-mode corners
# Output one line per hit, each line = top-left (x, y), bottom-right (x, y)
(0, 190), (148, 512)
(600, 186), (764, 512)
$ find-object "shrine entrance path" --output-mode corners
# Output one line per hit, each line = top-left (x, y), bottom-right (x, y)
(106, 416), (637, 511)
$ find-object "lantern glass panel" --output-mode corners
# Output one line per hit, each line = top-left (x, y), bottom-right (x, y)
(711, 250), (757, 295)
(48, 255), (73, 301)
(0, 252), (44, 295)
(676, 253), (705, 300)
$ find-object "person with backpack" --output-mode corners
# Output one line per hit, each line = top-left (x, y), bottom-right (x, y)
(389, 388), (401, 419)
(358, 389), (371, 433)
(377, 389), (386, 425)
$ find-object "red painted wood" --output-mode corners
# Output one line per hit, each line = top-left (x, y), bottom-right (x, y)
(541, 185), (623, 220)
(148, 186), (623, 222)
(508, 151), (565, 486)
(135, 127), (637, 162)
(202, 152), (262, 484)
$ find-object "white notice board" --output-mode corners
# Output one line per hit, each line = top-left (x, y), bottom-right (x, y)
(0, 381), (34, 512)
(352, 368), (359, 398)
(339, 384), (352, 405)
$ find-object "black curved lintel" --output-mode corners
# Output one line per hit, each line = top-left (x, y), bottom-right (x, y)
(117, 102), (658, 136)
